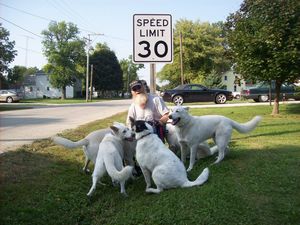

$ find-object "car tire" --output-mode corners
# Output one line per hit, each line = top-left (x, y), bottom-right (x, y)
(215, 93), (227, 104)
(235, 94), (240, 99)
(172, 95), (184, 105)
(6, 97), (13, 103)
(258, 95), (269, 102)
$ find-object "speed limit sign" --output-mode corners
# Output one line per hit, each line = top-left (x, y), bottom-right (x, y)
(133, 14), (173, 63)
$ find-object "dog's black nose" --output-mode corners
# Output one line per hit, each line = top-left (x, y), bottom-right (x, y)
(168, 115), (173, 119)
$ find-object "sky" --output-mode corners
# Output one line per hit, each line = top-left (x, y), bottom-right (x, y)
(0, 0), (243, 83)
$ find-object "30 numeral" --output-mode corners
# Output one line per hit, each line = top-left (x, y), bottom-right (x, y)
(138, 40), (168, 58)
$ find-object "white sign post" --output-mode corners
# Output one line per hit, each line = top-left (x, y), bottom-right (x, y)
(133, 14), (173, 63)
(133, 14), (173, 93)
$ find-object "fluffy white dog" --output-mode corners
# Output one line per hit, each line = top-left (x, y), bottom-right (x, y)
(166, 123), (218, 160)
(87, 122), (135, 197)
(131, 118), (209, 194)
(169, 106), (262, 171)
(53, 128), (136, 173)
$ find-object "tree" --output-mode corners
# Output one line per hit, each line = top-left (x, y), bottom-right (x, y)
(7, 66), (39, 88)
(89, 43), (123, 95)
(157, 19), (231, 88)
(42, 21), (85, 99)
(120, 55), (144, 93)
(0, 23), (17, 88)
(203, 70), (226, 89)
(225, 0), (300, 115)
(7, 65), (26, 88)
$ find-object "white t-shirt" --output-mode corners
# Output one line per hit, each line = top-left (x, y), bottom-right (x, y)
(126, 94), (169, 127)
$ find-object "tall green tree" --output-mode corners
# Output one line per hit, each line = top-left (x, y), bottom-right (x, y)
(157, 19), (231, 88)
(225, 0), (300, 115)
(0, 23), (17, 89)
(7, 66), (39, 88)
(120, 55), (144, 93)
(42, 21), (85, 99)
(89, 43), (123, 93)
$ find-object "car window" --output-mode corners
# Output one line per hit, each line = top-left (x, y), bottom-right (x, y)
(183, 85), (191, 90)
(174, 85), (185, 90)
(190, 85), (204, 90)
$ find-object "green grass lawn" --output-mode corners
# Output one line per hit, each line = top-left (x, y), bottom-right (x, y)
(1, 105), (299, 225)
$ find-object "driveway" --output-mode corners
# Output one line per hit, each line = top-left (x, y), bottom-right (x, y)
(0, 99), (132, 153)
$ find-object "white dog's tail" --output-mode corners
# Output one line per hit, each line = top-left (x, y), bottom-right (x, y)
(52, 136), (89, 149)
(182, 167), (209, 188)
(231, 116), (262, 133)
(105, 158), (134, 182)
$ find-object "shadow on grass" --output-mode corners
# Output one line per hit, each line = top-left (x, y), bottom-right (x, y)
(233, 129), (300, 140)
(1, 143), (299, 225)
(285, 104), (300, 114)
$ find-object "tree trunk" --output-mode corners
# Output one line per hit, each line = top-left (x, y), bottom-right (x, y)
(271, 80), (281, 115)
(61, 87), (66, 100)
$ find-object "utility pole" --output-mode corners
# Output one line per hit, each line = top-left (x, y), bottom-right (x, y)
(150, 64), (156, 94)
(85, 33), (103, 102)
(179, 32), (184, 85)
(23, 35), (34, 67)
(90, 64), (93, 101)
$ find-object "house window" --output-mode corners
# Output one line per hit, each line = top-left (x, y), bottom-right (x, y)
(47, 87), (50, 91)
(234, 85), (237, 91)
(224, 76), (227, 81)
(30, 87), (33, 92)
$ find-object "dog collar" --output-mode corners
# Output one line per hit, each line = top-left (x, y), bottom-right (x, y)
(137, 132), (152, 140)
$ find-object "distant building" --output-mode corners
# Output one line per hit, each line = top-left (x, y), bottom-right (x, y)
(221, 70), (254, 92)
(22, 70), (80, 99)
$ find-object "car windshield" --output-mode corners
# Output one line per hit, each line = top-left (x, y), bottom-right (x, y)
(174, 85), (185, 90)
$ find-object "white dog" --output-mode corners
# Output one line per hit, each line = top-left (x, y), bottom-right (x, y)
(169, 106), (262, 171)
(131, 118), (209, 194)
(53, 129), (136, 173)
(166, 123), (218, 160)
(87, 122), (135, 197)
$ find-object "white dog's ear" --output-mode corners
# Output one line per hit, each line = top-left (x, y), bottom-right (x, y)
(110, 125), (119, 134)
(183, 106), (190, 111)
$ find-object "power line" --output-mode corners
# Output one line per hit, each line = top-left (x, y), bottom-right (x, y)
(0, 2), (55, 22)
(16, 46), (42, 54)
(1, 3), (131, 43)
(0, 2), (97, 35)
(56, 0), (92, 29)
(0, 17), (43, 38)
(102, 35), (131, 42)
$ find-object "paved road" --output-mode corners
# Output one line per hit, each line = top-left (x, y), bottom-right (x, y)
(0, 99), (132, 153)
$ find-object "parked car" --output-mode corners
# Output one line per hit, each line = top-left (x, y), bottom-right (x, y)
(0, 90), (21, 103)
(241, 82), (300, 102)
(161, 84), (233, 105)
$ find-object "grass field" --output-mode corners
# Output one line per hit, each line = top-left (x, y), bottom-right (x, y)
(1, 104), (299, 225)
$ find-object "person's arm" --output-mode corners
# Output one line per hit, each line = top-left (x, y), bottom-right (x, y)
(159, 112), (169, 124)
(154, 96), (170, 124)
(126, 104), (135, 128)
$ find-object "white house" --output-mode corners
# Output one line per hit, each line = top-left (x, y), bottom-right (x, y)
(23, 71), (74, 99)
(221, 70), (249, 92)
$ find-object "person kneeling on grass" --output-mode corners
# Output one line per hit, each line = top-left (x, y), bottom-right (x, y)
(126, 80), (169, 142)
